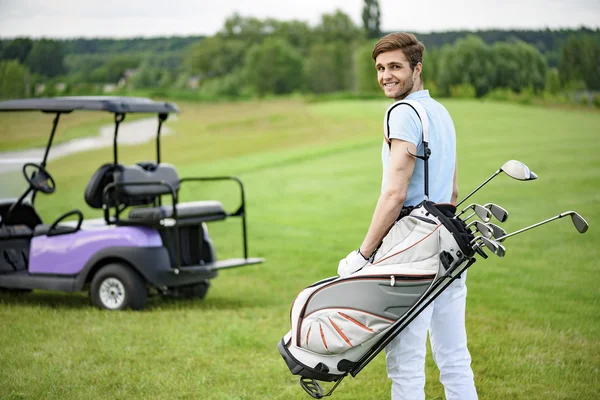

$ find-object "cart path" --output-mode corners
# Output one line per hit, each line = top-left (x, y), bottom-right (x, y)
(0, 117), (174, 174)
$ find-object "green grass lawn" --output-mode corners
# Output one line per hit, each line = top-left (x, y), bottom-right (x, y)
(0, 99), (599, 399)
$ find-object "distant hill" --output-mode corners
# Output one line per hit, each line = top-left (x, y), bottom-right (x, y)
(59, 36), (206, 55)
(403, 27), (600, 66)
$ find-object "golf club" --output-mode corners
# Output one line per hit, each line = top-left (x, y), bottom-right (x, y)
(466, 220), (494, 238)
(457, 160), (537, 207)
(487, 222), (507, 239)
(496, 211), (589, 241)
(463, 203), (509, 223)
(456, 203), (492, 222)
(471, 236), (506, 258)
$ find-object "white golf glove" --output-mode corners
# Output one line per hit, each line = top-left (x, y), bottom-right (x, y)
(337, 250), (369, 278)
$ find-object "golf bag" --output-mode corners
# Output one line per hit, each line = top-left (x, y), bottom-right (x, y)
(278, 100), (479, 398)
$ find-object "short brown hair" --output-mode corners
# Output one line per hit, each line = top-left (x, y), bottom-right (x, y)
(372, 32), (425, 69)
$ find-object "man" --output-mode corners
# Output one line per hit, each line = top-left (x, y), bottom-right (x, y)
(337, 32), (478, 400)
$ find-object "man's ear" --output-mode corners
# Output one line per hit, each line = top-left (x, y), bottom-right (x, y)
(414, 62), (422, 78)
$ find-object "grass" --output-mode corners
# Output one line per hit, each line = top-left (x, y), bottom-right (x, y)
(0, 99), (599, 399)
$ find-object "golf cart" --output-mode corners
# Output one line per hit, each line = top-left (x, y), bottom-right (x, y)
(0, 96), (263, 310)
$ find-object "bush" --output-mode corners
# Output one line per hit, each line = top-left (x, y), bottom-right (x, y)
(449, 84), (476, 99)
(593, 94), (600, 108)
(484, 88), (516, 102)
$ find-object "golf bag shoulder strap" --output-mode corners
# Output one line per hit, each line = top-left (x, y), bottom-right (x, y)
(383, 99), (429, 147)
(383, 99), (431, 200)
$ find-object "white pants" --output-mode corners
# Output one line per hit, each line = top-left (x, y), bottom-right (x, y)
(385, 274), (477, 400)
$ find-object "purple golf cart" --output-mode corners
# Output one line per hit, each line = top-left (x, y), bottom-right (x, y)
(0, 96), (263, 310)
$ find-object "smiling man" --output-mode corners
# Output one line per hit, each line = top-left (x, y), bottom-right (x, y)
(336, 32), (478, 400)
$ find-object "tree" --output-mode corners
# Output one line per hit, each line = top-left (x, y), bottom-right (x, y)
(315, 10), (363, 44)
(26, 39), (66, 78)
(362, 0), (381, 39)
(0, 60), (29, 99)
(185, 35), (246, 78)
(354, 41), (380, 94)
(438, 36), (496, 97)
(305, 42), (353, 93)
(1, 38), (33, 63)
(559, 34), (600, 90)
(244, 38), (304, 96)
(491, 40), (546, 92)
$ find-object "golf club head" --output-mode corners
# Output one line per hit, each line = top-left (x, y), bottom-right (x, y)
(566, 211), (589, 233)
(472, 221), (493, 238)
(485, 203), (508, 223)
(500, 160), (538, 181)
(473, 204), (492, 222)
(488, 223), (507, 240)
(479, 236), (505, 258)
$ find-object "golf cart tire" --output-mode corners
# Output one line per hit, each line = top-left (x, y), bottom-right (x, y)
(90, 263), (148, 311)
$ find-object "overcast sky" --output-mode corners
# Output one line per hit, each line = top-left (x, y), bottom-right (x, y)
(0, 0), (598, 39)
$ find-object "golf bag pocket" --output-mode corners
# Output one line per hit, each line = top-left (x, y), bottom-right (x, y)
(300, 308), (394, 354)
(371, 215), (441, 272)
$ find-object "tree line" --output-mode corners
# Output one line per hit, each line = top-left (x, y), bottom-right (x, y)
(0, 5), (599, 101)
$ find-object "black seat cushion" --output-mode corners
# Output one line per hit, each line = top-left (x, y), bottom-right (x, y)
(128, 201), (227, 224)
(0, 224), (34, 239)
(85, 163), (123, 209)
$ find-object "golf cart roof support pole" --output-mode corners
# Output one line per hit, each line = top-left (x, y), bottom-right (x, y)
(113, 113), (125, 164)
(156, 113), (168, 165)
(41, 113), (61, 168)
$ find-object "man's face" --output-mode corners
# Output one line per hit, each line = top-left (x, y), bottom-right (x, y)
(375, 49), (420, 101)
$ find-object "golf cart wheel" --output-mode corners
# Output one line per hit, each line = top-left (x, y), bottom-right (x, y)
(90, 263), (147, 311)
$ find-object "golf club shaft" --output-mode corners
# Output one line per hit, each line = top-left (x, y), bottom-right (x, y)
(496, 214), (567, 241)
(456, 170), (500, 207)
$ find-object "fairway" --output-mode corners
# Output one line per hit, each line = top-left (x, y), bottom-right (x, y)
(0, 99), (598, 400)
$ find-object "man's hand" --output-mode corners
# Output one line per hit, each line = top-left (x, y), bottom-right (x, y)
(337, 250), (369, 278)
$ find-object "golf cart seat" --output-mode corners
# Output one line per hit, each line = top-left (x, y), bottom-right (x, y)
(0, 224), (34, 239)
(85, 162), (228, 225)
(128, 200), (226, 224)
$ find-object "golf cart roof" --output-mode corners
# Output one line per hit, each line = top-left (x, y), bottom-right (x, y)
(0, 96), (180, 114)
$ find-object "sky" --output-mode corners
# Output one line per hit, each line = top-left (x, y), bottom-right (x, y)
(0, 0), (598, 39)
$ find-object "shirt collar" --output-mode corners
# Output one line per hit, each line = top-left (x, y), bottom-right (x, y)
(405, 90), (430, 100)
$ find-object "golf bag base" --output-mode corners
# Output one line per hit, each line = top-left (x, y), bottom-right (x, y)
(278, 201), (477, 397)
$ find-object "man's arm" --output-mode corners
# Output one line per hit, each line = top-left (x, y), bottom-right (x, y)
(359, 139), (417, 257)
(451, 156), (459, 206)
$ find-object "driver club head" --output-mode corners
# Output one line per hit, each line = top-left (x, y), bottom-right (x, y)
(485, 203), (509, 223)
(500, 160), (538, 181)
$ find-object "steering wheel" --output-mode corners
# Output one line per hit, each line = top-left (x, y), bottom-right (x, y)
(23, 163), (56, 194)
